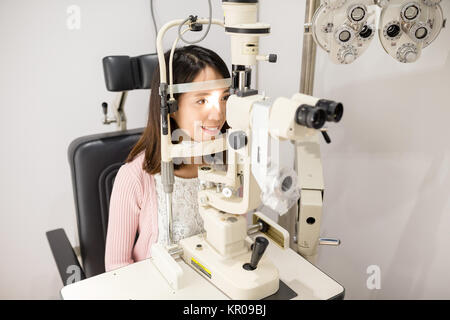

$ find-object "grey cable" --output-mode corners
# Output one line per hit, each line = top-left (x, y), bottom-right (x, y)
(150, 0), (158, 47)
(177, 0), (212, 44)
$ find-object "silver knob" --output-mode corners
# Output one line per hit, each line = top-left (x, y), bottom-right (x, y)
(338, 45), (358, 64)
(344, 52), (355, 64)
(319, 238), (341, 246)
(405, 51), (418, 63)
(222, 187), (234, 198)
(397, 43), (419, 63)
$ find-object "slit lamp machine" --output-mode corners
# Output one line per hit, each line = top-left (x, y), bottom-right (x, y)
(147, 0), (344, 300)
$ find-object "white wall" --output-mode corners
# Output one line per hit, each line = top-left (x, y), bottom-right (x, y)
(259, 0), (450, 300)
(317, 4), (450, 300)
(0, 0), (449, 299)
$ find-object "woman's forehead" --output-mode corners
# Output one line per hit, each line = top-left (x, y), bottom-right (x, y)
(185, 67), (229, 97)
(190, 88), (230, 97)
(193, 66), (223, 82)
(171, 65), (231, 98)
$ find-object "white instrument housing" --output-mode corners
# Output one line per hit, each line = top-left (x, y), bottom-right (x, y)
(312, 0), (377, 64)
(378, 0), (445, 63)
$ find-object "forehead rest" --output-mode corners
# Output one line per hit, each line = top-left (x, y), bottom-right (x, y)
(102, 53), (158, 92)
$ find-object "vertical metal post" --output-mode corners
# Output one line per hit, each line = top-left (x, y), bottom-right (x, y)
(292, 0), (324, 265)
(300, 0), (321, 95)
(112, 91), (128, 131)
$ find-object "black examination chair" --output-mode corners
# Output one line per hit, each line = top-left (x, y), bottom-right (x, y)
(46, 53), (158, 285)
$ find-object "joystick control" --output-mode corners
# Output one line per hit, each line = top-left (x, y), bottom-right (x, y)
(243, 237), (269, 271)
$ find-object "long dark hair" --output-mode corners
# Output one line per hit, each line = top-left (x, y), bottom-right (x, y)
(126, 45), (230, 174)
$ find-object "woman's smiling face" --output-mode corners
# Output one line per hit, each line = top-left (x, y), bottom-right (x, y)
(171, 66), (230, 142)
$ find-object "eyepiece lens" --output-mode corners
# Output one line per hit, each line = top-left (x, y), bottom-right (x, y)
(339, 30), (351, 42)
(415, 27), (428, 39)
(405, 5), (419, 20)
(351, 7), (365, 22)
(308, 109), (326, 129)
(333, 103), (344, 122)
(359, 25), (373, 39)
(295, 104), (326, 129)
(312, 113), (321, 126)
(315, 99), (344, 123)
(386, 24), (401, 38)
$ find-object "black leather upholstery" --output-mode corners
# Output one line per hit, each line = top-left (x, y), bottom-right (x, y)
(67, 128), (144, 277)
(46, 228), (86, 284)
(102, 54), (158, 91)
(46, 51), (157, 286)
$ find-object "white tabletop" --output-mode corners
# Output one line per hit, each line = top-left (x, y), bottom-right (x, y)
(61, 234), (344, 300)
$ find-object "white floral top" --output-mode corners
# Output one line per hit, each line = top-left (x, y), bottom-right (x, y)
(153, 173), (205, 246)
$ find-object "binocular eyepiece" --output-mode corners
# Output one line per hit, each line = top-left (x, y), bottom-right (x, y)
(295, 99), (344, 129)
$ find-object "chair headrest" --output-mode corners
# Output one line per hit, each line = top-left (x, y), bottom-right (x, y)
(102, 53), (158, 92)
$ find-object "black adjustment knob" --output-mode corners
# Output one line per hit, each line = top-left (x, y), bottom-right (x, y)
(268, 54), (277, 63)
(243, 237), (269, 271)
(191, 23), (203, 31)
(168, 100), (178, 113)
(321, 130), (331, 144)
(101, 102), (108, 115)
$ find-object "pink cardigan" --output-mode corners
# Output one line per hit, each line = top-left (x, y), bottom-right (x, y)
(104, 152), (158, 272)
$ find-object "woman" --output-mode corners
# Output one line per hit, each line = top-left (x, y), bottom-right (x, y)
(104, 45), (231, 272)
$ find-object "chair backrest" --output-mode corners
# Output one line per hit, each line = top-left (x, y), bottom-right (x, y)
(68, 128), (143, 277)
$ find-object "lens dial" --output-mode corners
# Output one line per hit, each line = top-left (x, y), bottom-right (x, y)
(383, 21), (402, 40)
(340, 30), (351, 41)
(348, 4), (367, 22)
(401, 2), (421, 22)
(409, 21), (431, 42)
(396, 43), (419, 63)
(335, 25), (355, 44)
(358, 24), (375, 42)
(337, 45), (358, 64)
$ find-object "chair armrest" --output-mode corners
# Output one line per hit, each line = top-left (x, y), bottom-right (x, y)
(46, 228), (86, 285)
